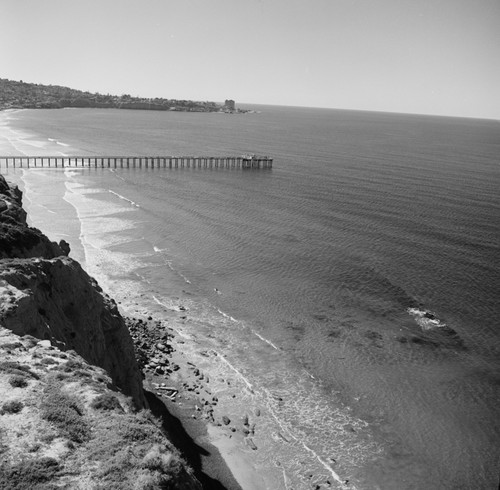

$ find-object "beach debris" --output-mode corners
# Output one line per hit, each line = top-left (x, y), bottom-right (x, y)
(222, 415), (231, 425)
(245, 438), (258, 450)
(276, 432), (290, 442)
(242, 414), (249, 426)
(155, 385), (178, 394)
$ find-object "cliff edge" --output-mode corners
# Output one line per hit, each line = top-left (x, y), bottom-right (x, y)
(0, 174), (144, 407)
(0, 174), (202, 488)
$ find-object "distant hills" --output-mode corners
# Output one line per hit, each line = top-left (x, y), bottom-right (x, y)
(0, 78), (241, 113)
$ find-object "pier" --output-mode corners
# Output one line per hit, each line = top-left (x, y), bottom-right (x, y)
(0, 155), (273, 170)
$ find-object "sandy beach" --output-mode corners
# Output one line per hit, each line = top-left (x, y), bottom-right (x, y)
(0, 112), (306, 489)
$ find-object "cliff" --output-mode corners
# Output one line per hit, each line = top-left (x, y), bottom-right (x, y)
(0, 256), (145, 407)
(0, 174), (144, 406)
(0, 327), (200, 489)
(0, 174), (202, 488)
(0, 176), (69, 260)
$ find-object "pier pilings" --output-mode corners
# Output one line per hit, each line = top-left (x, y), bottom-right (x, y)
(0, 155), (273, 170)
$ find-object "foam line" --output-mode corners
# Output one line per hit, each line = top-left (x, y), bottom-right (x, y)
(217, 353), (254, 391)
(261, 386), (348, 487)
(217, 309), (237, 322)
(252, 330), (280, 350)
(108, 189), (140, 208)
(153, 246), (168, 253)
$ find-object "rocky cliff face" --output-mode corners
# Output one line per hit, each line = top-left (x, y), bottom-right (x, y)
(0, 174), (144, 407)
(0, 257), (146, 407)
(0, 175), (204, 488)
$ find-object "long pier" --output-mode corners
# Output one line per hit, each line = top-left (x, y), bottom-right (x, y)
(0, 155), (273, 170)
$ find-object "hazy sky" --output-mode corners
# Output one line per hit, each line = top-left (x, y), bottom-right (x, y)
(2, 0), (499, 118)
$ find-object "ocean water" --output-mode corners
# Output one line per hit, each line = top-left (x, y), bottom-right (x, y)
(2, 106), (500, 489)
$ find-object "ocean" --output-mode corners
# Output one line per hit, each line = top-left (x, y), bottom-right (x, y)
(1, 106), (499, 489)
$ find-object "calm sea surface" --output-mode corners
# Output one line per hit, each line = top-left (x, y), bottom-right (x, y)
(3, 106), (500, 489)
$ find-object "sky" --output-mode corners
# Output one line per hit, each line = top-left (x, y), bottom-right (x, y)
(1, 0), (499, 119)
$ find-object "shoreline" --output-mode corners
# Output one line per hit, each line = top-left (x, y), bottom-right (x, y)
(0, 116), (278, 489)
(1, 196), (281, 489)
(0, 111), (354, 489)
(127, 312), (275, 490)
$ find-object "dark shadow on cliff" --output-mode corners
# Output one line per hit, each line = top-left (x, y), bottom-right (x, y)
(145, 390), (242, 490)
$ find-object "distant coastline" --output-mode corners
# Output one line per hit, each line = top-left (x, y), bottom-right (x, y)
(0, 78), (248, 114)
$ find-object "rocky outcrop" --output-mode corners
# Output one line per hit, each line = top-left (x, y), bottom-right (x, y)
(0, 257), (146, 407)
(0, 175), (68, 259)
(0, 174), (145, 407)
(0, 176), (205, 488)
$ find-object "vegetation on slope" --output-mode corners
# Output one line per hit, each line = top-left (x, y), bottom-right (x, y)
(0, 328), (201, 489)
(0, 78), (230, 112)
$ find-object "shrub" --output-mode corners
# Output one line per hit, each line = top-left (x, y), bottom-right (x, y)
(28, 443), (41, 453)
(91, 394), (123, 412)
(40, 432), (56, 444)
(0, 342), (23, 350)
(142, 445), (174, 472)
(0, 457), (60, 489)
(0, 361), (39, 379)
(61, 359), (84, 372)
(40, 385), (89, 443)
(40, 357), (58, 365)
(74, 369), (92, 378)
(1, 400), (24, 414)
(9, 375), (28, 388)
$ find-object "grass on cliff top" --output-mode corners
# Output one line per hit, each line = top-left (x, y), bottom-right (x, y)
(0, 333), (197, 489)
(0, 361), (40, 379)
(84, 409), (192, 489)
(0, 456), (60, 490)
(40, 383), (90, 443)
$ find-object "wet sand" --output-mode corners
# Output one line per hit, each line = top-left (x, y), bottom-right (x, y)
(0, 110), (351, 489)
(0, 114), (274, 489)
(124, 306), (284, 490)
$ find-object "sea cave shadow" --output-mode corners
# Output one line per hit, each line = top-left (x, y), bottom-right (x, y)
(145, 390), (241, 490)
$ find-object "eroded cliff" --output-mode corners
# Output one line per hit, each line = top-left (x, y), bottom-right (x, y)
(0, 256), (145, 407)
(0, 174), (144, 407)
(0, 174), (202, 488)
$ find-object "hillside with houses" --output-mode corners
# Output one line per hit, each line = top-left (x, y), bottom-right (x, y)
(0, 78), (241, 113)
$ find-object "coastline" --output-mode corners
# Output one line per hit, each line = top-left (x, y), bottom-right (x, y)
(3, 107), (500, 489)
(2, 168), (348, 490)
(0, 113), (292, 489)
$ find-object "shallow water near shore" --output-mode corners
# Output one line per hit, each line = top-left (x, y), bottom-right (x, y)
(2, 107), (500, 489)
